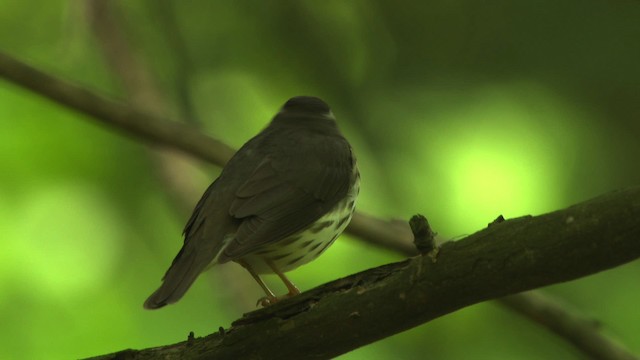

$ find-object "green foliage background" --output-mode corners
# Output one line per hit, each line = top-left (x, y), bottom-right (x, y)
(1, 1), (639, 359)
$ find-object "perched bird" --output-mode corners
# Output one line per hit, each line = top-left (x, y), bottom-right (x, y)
(144, 96), (359, 309)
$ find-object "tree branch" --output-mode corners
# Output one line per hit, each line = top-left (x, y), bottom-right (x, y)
(499, 292), (638, 360)
(351, 205), (640, 360)
(152, 0), (200, 125)
(0, 51), (235, 166)
(0, 51), (637, 359)
(86, 187), (640, 359)
(86, 0), (165, 116)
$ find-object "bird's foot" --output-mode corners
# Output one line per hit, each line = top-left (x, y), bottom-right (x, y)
(256, 291), (298, 307)
(256, 295), (276, 307)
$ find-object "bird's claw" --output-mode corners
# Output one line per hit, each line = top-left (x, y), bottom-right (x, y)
(256, 291), (299, 307)
(256, 296), (276, 307)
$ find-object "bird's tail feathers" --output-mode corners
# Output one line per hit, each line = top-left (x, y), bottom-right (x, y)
(143, 249), (208, 310)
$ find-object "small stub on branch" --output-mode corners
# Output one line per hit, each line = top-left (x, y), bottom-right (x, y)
(187, 331), (195, 345)
(410, 214), (437, 258)
(488, 215), (505, 227)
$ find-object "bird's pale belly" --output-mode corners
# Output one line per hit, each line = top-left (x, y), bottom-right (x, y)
(240, 192), (357, 274)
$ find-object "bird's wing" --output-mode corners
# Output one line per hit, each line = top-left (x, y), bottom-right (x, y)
(221, 134), (354, 261)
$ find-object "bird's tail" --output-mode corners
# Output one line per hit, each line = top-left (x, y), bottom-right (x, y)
(143, 247), (208, 310)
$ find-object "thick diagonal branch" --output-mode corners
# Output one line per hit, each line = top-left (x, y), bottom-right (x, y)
(87, 187), (640, 359)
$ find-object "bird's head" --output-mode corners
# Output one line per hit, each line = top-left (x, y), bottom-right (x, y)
(279, 96), (334, 119)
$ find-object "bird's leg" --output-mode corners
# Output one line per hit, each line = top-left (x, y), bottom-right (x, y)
(266, 259), (300, 298)
(237, 260), (277, 307)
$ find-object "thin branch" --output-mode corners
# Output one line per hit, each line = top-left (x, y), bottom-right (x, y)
(499, 292), (638, 360)
(86, 0), (194, 214)
(152, 0), (200, 124)
(85, 0), (259, 307)
(348, 212), (416, 255)
(0, 50), (235, 167)
(86, 187), (640, 359)
(0, 51), (636, 360)
(86, 0), (165, 116)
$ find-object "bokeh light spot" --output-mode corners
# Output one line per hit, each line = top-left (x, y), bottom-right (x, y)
(419, 83), (589, 234)
(14, 182), (122, 299)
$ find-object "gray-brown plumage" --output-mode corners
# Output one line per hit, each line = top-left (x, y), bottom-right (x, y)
(144, 96), (359, 309)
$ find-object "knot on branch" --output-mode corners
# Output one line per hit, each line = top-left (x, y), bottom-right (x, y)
(409, 214), (437, 258)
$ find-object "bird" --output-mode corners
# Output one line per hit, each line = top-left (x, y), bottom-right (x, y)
(144, 96), (360, 309)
